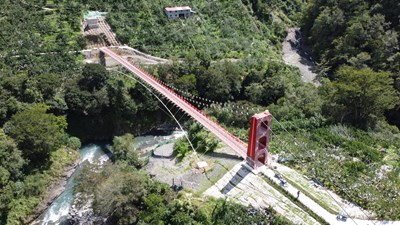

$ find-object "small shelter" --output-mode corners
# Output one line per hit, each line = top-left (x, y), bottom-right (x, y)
(84, 11), (107, 29)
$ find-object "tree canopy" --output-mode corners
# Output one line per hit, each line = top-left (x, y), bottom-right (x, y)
(302, 0), (399, 74)
(325, 66), (399, 127)
(111, 134), (142, 168)
(0, 129), (25, 185)
(4, 104), (67, 165)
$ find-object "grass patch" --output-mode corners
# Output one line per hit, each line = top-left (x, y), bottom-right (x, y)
(280, 171), (340, 215)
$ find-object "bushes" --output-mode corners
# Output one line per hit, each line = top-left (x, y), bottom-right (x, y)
(342, 141), (382, 163)
(310, 128), (344, 147)
(111, 134), (142, 168)
(173, 138), (191, 160)
(271, 124), (400, 219)
(343, 161), (366, 175)
(173, 120), (220, 160)
(67, 137), (81, 150)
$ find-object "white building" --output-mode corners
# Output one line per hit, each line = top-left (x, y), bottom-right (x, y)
(164, 6), (196, 19)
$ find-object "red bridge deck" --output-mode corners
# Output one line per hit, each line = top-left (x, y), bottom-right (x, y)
(100, 47), (247, 159)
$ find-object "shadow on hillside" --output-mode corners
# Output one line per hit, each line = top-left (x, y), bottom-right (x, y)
(221, 165), (250, 194)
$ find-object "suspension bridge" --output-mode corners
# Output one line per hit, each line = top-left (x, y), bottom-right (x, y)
(100, 46), (270, 168)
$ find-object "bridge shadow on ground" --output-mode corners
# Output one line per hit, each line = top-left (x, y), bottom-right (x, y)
(151, 151), (184, 164)
(221, 165), (251, 194)
(209, 151), (243, 161)
(151, 151), (176, 160)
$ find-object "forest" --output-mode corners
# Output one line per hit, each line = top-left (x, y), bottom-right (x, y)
(0, 0), (399, 224)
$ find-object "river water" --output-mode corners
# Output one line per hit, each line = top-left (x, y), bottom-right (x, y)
(38, 143), (110, 225)
(38, 131), (185, 225)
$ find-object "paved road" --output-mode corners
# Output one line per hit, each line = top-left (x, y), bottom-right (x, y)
(262, 166), (400, 225)
(207, 162), (400, 225)
(205, 163), (321, 225)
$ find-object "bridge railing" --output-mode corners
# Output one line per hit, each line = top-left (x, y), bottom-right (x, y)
(132, 62), (247, 147)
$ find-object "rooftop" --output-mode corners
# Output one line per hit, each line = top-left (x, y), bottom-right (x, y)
(84, 11), (108, 20)
(164, 6), (191, 11)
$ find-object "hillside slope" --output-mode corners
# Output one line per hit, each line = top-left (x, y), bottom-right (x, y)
(88, 0), (304, 59)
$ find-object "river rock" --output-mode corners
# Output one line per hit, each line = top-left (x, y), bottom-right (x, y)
(66, 193), (106, 225)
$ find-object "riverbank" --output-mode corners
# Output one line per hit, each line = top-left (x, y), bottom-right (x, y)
(35, 144), (111, 225)
(32, 131), (186, 224)
(28, 150), (80, 225)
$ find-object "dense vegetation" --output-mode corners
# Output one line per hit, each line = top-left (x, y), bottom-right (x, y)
(0, 105), (80, 224)
(0, 1), (84, 223)
(1, 0), (399, 223)
(123, 0), (399, 219)
(65, 63), (162, 140)
(154, 53), (400, 219)
(76, 142), (290, 225)
(283, 0), (400, 218)
(301, 0), (400, 126)
(302, 0), (399, 74)
(0, 1), (161, 224)
(91, 0), (303, 59)
(0, 0), (293, 223)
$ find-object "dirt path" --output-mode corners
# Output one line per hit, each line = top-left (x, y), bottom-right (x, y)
(282, 27), (319, 85)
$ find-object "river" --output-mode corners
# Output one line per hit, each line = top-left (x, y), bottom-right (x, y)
(37, 130), (185, 225)
(38, 143), (110, 225)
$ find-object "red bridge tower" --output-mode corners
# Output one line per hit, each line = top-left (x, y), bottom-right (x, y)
(247, 111), (272, 168)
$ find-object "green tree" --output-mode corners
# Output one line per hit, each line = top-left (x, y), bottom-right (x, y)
(65, 64), (111, 115)
(79, 64), (109, 92)
(308, 6), (346, 59)
(111, 134), (141, 168)
(188, 122), (219, 154)
(325, 66), (399, 127)
(107, 77), (138, 124)
(0, 89), (22, 126)
(4, 104), (67, 164)
(173, 138), (191, 160)
(332, 13), (398, 71)
(302, 0), (399, 74)
(93, 164), (148, 225)
(65, 64), (110, 115)
(175, 74), (197, 93)
(165, 199), (197, 225)
(197, 62), (242, 102)
(34, 74), (61, 100)
(139, 193), (168, 225)
(0, 129), (25, 184)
